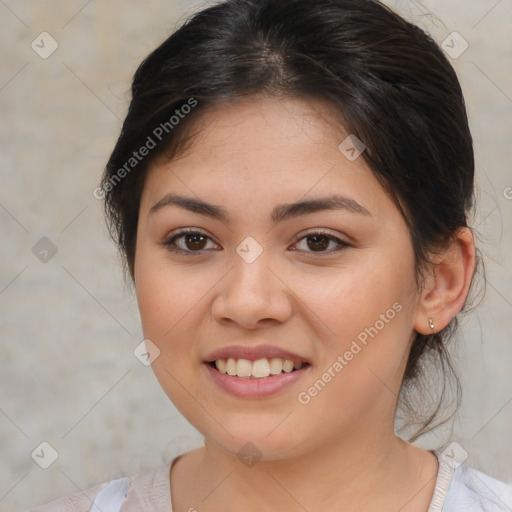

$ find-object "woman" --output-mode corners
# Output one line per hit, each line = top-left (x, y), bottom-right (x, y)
(30, 0), (512, 510)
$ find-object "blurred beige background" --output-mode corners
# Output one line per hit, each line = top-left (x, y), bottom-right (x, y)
(0, 1), (511, 510)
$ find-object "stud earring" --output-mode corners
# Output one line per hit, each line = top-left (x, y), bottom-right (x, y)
(428, 318), (435, 330)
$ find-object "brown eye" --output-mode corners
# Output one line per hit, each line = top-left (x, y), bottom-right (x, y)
(293, 231), (349, 255)
(306, 235), (331, 252)
(162, 229), (348, 257)
(182, 233), (208, 251)
(163, 229), (218, 255)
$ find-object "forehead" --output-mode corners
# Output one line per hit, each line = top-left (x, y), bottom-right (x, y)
(140, 96), (386, 218)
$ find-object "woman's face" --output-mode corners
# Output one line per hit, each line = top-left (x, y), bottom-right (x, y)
(134, 96), (421, 460)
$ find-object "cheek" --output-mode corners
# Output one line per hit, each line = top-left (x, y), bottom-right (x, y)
(134, 248), (217, 394)
(135, 242), (205, 338)
(297, 257), (414, 346)
(134, 252), (207, 418)
(294, 251), (416, 400)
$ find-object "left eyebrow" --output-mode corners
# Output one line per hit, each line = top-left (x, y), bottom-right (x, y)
(149, 193), (371, 223)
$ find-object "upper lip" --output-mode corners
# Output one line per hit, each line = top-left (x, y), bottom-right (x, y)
(204, 344), (310, 363)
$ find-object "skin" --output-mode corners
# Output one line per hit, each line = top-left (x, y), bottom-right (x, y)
(134, 96), (475, 512)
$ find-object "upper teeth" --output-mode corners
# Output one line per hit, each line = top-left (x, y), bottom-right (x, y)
(215, 358), (304, 378)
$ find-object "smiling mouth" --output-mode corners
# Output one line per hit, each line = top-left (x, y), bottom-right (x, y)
(207, 357), (310, 379)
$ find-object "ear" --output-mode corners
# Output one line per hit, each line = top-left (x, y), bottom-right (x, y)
(414, 228), (476, 335)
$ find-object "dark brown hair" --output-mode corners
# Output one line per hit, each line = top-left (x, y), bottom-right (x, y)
(101, 0), (477, 440)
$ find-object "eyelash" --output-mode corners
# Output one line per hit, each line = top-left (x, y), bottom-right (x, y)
(161, 228), (350, 257)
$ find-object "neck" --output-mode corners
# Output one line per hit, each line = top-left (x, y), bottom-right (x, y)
(184, 424), (436, 512)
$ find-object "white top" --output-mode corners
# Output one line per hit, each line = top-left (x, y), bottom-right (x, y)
(28, 450), (512, 511)
(428, 452), (512, 511)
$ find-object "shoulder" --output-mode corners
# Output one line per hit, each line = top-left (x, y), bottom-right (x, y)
(26, 459), (174, 512)
(444, 464), (512, 512)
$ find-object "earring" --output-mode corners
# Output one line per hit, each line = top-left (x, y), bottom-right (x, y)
(428, 318), (435, 330)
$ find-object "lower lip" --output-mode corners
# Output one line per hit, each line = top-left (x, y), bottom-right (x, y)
(204, 363), (310, 398)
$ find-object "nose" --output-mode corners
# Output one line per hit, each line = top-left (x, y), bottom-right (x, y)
(211, 249), (293, 330)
